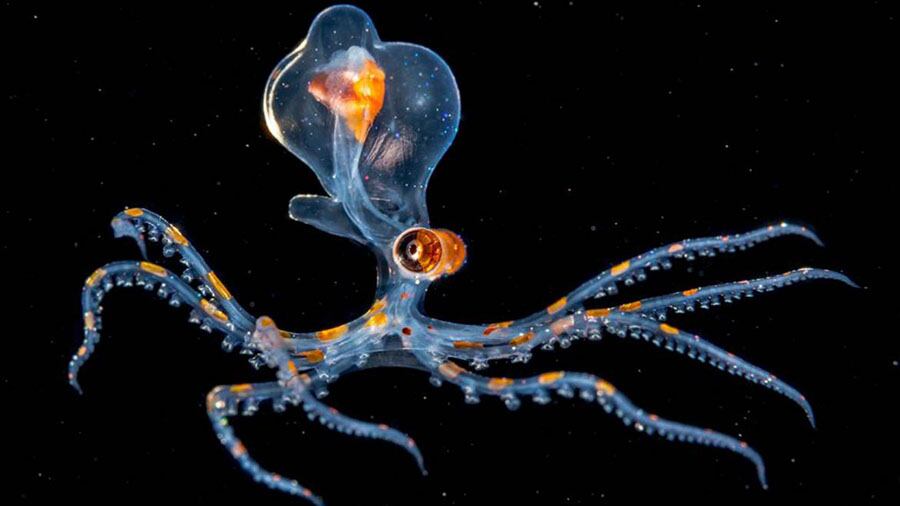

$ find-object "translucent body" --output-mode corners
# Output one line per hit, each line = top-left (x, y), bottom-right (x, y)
(70, 5), (856, 504)
(265, 5), (460, 246)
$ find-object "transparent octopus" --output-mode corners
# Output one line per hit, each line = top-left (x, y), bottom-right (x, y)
(70, 5), (856, 503)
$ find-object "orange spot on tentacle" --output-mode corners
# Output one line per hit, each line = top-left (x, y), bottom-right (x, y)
(316, 324), (349, 342)
(207, 272), (232, 300)
(139, 261), (167, 277)
(83, 312), (96, 331)
(547, 297), (567, 315)
(365, 297), (388, 315)
(596, 380), (616, 395)
(438, 361), (466, 379)
(230, 384), (253, 393)
(308, 55), (385, 143)
(86, 268), (106, 287)
(453, 341), (484, 349)
(201, 299), (229, 322)
(509, 332), (534, 346)
(550, 315), (575, 335)
(538, 371), (565, 384)
(77, 346), (87, 357)
(619, 301), (642, 312)
(124, 208), (143, 217)
(166, 225), (189, 246)
(483, 321), (512, 336)
(586, 308), (611, 319)
(659, 323), (679, 335)
(364, 312), (388, 329)
(488, 377), (514, 391)
(230, 441), (246, 457)
(682, 288), (699, 296)
(299, 350), (325, 364)
(611, 260), (630, 276)
(667, 243), (684, 253)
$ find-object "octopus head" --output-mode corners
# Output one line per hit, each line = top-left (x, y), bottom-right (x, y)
(264, 5), (461, 250)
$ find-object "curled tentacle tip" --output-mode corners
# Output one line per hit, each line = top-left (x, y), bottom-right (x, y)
(796, 400), (816, 429)
(842, 276), (861, 289)
(110, 216), (148, 258)
(792, 224), (824, 247)
(411, 451), (427, 475)
(69, 379), (83, 395)
(754, 464), (768, 490)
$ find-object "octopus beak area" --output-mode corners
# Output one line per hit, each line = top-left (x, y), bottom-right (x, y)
(392, 227), (466, 281)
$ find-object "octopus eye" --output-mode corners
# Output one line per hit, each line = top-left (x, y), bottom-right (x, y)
(393, 228), (466, 279)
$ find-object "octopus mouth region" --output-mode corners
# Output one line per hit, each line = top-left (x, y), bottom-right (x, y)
(69, 5), (856, 504)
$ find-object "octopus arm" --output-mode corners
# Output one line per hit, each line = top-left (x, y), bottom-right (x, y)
(601, 313), (816, 426)
(109, 208), (256, 328)
(206, 382), (324, 505)
(539, 222), (823, 316)
(414, 352), (768, 488)
(109, 207), (358, 352)
(70, 260), (244, 392)
(607, 268), (857, 319)
(251, 318), (426, 474)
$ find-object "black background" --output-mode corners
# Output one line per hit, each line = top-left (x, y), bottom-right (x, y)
(3, 1), (897, 504)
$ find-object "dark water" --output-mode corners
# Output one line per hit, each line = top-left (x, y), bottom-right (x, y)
(3, 1), (896, 503)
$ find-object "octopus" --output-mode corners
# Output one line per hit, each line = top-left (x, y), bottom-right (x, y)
(69, 5), (855, 503)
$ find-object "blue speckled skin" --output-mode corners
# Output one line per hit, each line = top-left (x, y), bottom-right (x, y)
(69, 5), (856, 503)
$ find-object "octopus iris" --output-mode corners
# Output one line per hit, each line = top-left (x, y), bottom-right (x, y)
(69, 5), (855, 503)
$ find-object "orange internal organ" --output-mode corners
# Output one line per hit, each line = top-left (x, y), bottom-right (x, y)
(308, 58), (385, 143)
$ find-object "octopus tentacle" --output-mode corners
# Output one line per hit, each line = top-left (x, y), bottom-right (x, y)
(110, 208), (256, 328)
(69, 261), (246, 392)
(419, 265), (854, 366)
(206, 382), (324, 505)
(535, 222), (822, 318)
(604, 268), (857, 320)
(108, 208), (345, 353)
(600, 312), (816, 426)
(301, 392), (426, 474)
(415, 352), (767, 488)
(252, 317), (426, 474)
